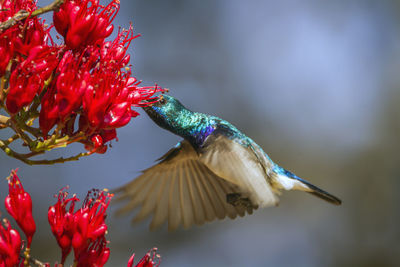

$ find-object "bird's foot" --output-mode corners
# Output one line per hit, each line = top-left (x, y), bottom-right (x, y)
(226, 193), (253, 208)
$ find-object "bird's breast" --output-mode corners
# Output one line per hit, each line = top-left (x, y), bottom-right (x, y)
(187, 123), (217, 148)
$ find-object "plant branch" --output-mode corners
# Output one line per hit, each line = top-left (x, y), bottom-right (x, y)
(0, 139), (93, 165)
(12, 114), (42, 138)
(23, 151), (94, 165)
(0, 139), (42, 161)
(0, 58), (13, 106)
(3, 134), (19, 145)
(9, 117), (34, 146)
(20, 251), (47, 267)
(29, 257), (47, 267)
(0, 0), (64, 32)
(31, 132), (85, 152)
(0, 78), (5, 105)
(0, 114), (10, 126)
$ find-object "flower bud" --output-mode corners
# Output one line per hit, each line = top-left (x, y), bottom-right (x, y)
(4, 170), (36, 248)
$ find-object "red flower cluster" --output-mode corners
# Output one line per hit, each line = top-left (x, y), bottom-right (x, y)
(53, 0), (118, 50)
(48, 188), (112, 265)
(1, 170), (161, 267)
(1, 0), (164, 154)
(1, 0), (56, 114)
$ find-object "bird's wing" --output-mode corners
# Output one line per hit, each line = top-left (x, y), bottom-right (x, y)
(114, 140), (253, 231)
(199, 134), (279, 207)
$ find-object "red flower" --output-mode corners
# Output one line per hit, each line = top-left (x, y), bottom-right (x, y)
(76, 236), (110, 267)
(6, 45), (59, 114)
(0, 219), (22, 267)
(13, 18), (50, 56)
(0, 32), (13, 77)
(129, 83), (164, 108)
(85, 130), (116, 153)
(82, 70), (163, 132)
(72, 190), (112, 259)
(6, 68), (42, 114)
(82, 70), (129, 130)
(22, 45), (59, 82)
(39, 50), (89, 137)
(48, 188), (80, 264)
(127, 248), (160, 267)
(39, 84), (60, 137)
(55, 52), (91, 121)
(54, 0), (119, 50)
(100, 24), (139, 70)
(4, 170), (36, 248)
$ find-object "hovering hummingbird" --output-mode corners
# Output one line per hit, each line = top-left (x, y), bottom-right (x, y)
(115, 94), (341, 231)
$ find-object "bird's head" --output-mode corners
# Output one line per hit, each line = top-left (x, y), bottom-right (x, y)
(142, 94), (188, 130)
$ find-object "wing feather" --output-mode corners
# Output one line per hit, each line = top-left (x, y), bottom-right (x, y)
(115, 140), (256, 230)
(185, 160), (206, 225)
(133, 172), (167, 222)
(149, 173), (171, 230)
(115, 175), (158, 216)
(179, 162), (196, 229)
(114, 173), (149, 202)
(189, 160), (216, 222)
(168, 166), (181, 231)
(200, 135), (278, 207)
(197, 163), (226, 219)
(206, 174), (238, 219)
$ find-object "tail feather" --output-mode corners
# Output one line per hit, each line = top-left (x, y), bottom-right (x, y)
(297, 177), (342, 205)
(273, 166), (342, 205)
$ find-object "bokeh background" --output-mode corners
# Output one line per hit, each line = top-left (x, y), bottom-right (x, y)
(1, 0), (400, 266)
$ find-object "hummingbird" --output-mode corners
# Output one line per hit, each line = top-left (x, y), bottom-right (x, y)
(115, 94), (341, 231)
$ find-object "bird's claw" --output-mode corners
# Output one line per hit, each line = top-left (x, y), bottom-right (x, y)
(226, 193), (253, 208)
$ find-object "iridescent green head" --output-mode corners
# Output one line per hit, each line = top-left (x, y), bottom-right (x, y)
(142, 94), (190, 132)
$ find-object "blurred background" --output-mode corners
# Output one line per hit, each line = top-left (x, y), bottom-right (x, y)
(1, 0), (400, 266)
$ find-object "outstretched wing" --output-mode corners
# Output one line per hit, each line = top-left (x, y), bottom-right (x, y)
(114, 140), (254, 231)
(199, 133), (279, 208)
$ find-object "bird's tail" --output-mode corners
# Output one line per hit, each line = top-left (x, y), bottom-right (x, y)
(272, 166), (342, 205)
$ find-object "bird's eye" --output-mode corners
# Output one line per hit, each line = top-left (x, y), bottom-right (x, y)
(159, 97), (166, 105)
